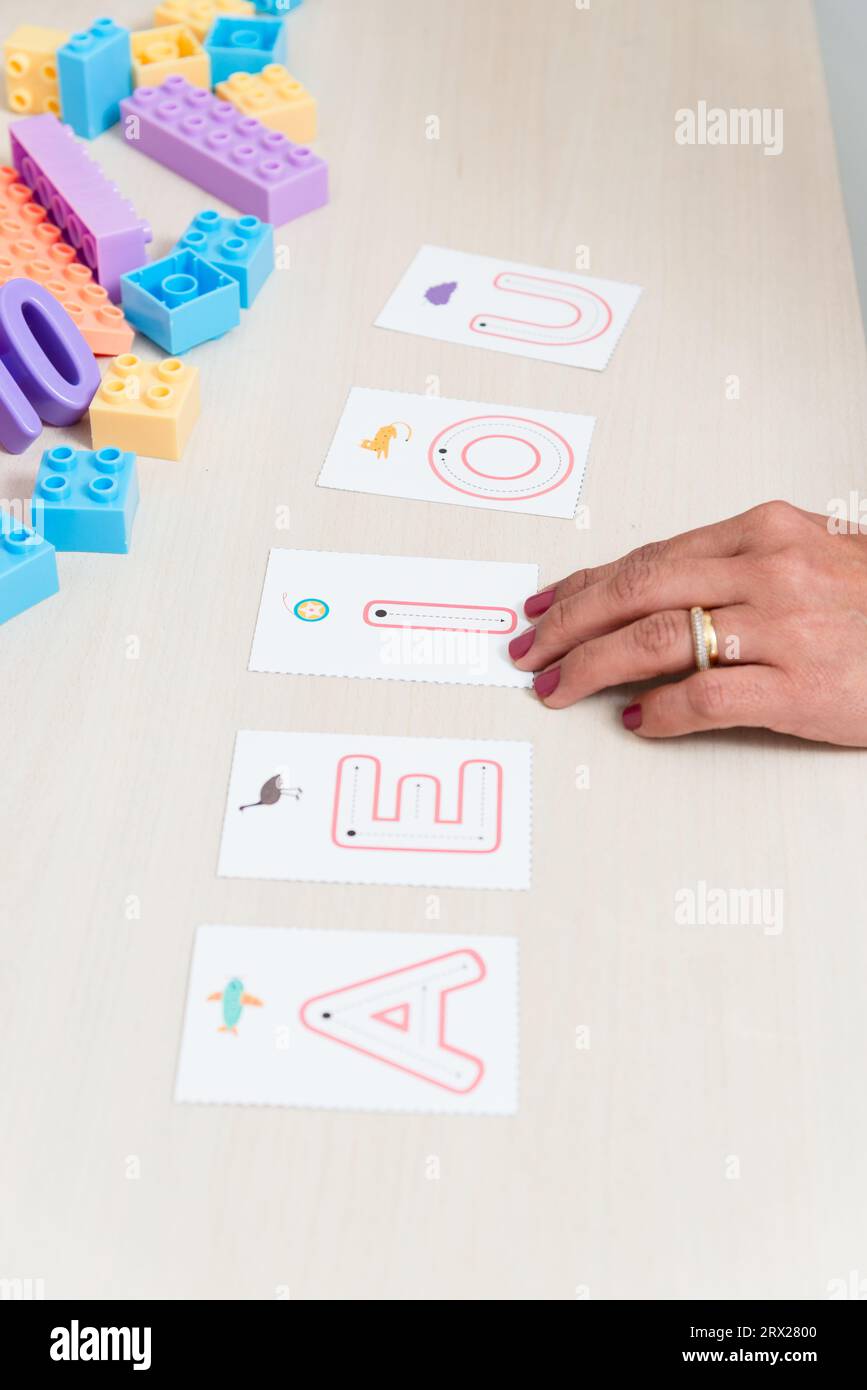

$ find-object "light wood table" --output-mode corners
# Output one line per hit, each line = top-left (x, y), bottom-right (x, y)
(2, 0), (866, 1300)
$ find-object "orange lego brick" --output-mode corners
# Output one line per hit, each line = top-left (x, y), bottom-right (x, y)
(153, 0), (255, 45)
(4, 25), (69, 116)
(216, 65), (317, 144)
(132, 24), (210, 90)
(90, 353), (200, 460)
(0, 165), (133, 356)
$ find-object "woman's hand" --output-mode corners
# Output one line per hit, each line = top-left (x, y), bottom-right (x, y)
(509, 501), (867, 746)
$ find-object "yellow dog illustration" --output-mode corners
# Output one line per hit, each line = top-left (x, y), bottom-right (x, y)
(359, 421), (413, 461)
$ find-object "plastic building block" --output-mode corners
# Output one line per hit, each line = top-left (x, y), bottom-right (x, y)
(131, 25), (210, 90)
(57, 19), (132, 139)
(10, 114), (152, 303)
(204, 15), (286, 84)
(251, 1), (303, 13)
(90, 352), (200, 460)
(0, 166), (134, 356)
(154, 1), (256, 45)
(33, 445), (139, 553)
(216, 65), (315, 142)
(120, 78), (328, 227)
(0, 277), (99, 453)
(121, 247), (240, 353)
(4, 25), (70, 117)
(0, 516), (58, 625)
(173, 210), (273, 307)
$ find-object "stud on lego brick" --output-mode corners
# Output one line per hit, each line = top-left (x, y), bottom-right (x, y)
(0, 166), (134, 356)
(4, 25), (70, 117)
(216, 65), (315, 143)
(57, 18), (132, 139)
(120, 77), (328, 227)
(33, 444), (139, 553)
(250, 1), (303, 13)
(0, 515), (58, 625)
(121, 247), (240, 353)
(0, 277), (99, 453)
(154, 1), (257, 45)
(132, 24), (210, 90)
(173, 210), (273, 308)
(10, 113), (152, 302)
(89, 352), (200, 460)
(204, 14), (287, 84)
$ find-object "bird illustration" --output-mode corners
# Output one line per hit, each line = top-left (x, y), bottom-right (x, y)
(239, 773), (302, 811)
(207, 978), (264, 1034)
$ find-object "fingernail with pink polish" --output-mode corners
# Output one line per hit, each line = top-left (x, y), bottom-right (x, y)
(534, 667), (561, 699)
(622, 702), (642, 730)
(508, 627), (536, 661)
(524, 586), (556, 618)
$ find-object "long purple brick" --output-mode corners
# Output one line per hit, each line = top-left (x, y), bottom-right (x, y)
(9, 115), (152, 304)
(120, 77), (328, 228)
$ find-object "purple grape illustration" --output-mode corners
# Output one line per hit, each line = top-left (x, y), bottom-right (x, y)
(425, 281), (458, 306)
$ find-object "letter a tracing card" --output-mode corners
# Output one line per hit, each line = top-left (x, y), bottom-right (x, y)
(175, 925), (519, 1115)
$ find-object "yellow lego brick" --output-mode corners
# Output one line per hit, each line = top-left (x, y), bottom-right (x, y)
(4, 25), (69, 116)
(132, 25), (210, 90)
(153, 0), (255, 45)
(216, 66), (317, 144)
(90, 354), (200, 461)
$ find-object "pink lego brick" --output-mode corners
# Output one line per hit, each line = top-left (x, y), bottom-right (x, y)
(120, 76), (328, 227)
(9, 114), (152, 303)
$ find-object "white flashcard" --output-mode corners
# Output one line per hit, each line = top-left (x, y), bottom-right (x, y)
(175, 926), (519, 1115)
(218, 731), (532, 891)
(249, 548), (538, 688)
(317, 386), (595, 520)
(375, 244), (642, 370)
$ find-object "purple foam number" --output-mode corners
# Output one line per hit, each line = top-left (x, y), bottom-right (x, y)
(120, 77), (328, 227)
(0, 279), (99, 454)
(9, 114), (152, 302)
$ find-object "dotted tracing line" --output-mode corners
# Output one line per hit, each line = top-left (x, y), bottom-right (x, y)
(434, 418), (570, 496)
(343, 830), (488, 841)
(376, 610), (510, 624)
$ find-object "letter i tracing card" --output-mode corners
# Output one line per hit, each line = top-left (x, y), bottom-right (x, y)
(249, 548), (538, 688)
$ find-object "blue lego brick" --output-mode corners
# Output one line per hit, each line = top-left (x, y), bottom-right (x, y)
(57, 18), (132, 139)
(252, 1), (303, 12)
(120, 247), (241, 353)
(0, 514), (58, 624)
(172, 210), (274, 308)
(204, 15), (287, 83)
(32, 445), (139, 554)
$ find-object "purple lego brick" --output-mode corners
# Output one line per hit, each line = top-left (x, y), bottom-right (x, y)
(120, 77), (328, 227)
(9, 115), (151, 303)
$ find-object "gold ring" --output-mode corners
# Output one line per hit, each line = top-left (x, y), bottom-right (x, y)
(690, 606), (719, 671)
(702, 609), (719, 665)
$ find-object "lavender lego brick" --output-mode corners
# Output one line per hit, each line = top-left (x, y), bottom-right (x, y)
(120, 76), (328, 227)
(9, 114), (152, 303)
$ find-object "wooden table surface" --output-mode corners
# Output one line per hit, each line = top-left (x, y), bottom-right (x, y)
(2, 0), (866, 1300)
